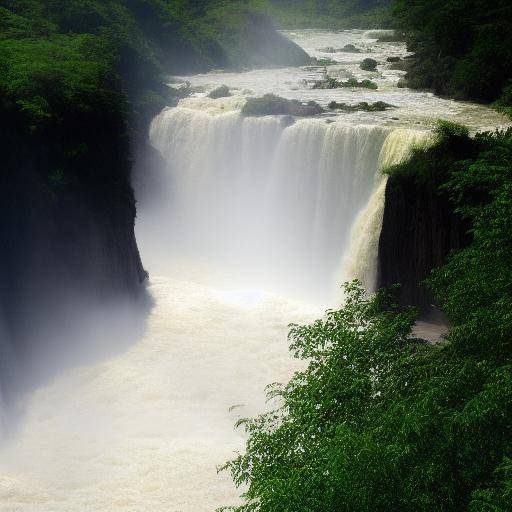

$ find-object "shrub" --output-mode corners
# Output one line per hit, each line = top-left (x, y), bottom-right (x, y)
(339, 43), (361, 53)
(310, 57), (337, 66)
(328, 100), (394, 111)
(360, 58), (378, 71)
(312, 77), (378, 90)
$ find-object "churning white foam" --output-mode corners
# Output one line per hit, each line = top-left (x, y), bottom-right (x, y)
(0, 276), (317, 511)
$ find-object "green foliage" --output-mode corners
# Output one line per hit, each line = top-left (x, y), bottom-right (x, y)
(0, 33), (122, 129)
(313, 77), (378, 89)
(385, 121), (474, 184)
(223, 281), (512, 511)
(339, 43), (361, 53)
(360, 57), (378, 71)
(328, 100), (394, 112)
(247, 0), (392, 29)
(427, 128), (512, 361)
(393, 0), (512, 105)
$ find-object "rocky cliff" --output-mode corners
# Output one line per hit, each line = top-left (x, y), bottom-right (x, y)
(378, 171), (469, 312)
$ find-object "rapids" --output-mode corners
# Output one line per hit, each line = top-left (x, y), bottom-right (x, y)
(0, 29), (508, 512)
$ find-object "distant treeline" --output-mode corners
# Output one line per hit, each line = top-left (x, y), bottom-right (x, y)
(245, 0), (392, 28)
(394, 0), (512, 112)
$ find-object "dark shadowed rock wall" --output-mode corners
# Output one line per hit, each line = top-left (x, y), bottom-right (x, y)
(378, 174), (469, 312)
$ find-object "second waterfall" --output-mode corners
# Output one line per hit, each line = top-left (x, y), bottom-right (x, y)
(147, 102), (426, 302)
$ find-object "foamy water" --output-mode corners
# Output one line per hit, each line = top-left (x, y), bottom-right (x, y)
(0, 276), (317, 511)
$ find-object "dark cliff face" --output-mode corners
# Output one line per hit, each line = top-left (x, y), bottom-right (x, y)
(0, 3), (310, 399)
(378, 174), (469, 313)
(0, 96), (147, 399)
(234, 12), (310, 68)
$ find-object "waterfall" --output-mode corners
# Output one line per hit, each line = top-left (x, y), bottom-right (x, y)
(149, 104), (427, 301)
(338, 128), (432, 293)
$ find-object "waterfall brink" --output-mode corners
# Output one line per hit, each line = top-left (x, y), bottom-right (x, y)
(149, 105), (427, 301)
(339, 129), (432, 295)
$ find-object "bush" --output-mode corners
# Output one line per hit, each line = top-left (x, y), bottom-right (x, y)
(494, 82), (512, 118)
(360, 58), (378, 71)
(339, 43), (361, 53)
(310, 57), (338, 66)
(312, 77), (378, 89)
(394, 0), (512, 103)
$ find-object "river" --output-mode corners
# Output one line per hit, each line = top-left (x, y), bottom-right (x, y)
(0, 30), (508, 512)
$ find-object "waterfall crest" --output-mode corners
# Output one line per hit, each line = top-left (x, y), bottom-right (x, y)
(149, 105), (427, 301)
(338, 129), (432, 294)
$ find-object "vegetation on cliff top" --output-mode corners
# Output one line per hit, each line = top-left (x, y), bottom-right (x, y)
(223, 123), (512, 511)
(0, 0), (308, 194)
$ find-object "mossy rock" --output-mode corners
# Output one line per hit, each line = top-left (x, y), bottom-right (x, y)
(208, 85), (231, 99)
(339, 44), (361, 53)
(360, 58), (378, 71)
(310, 57), (337, 66)
(328, 101), (395, 112)
(242, 94), (324, 116)
(312, 77), (378, 90)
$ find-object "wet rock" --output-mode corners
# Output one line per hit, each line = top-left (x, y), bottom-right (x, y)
(208, 85), (231, 99)
(242, 94), (324, 116)
(312, 77), (378, 90)
(378, 169), (469, 311)
(280, 115), (296, 128)
(339, 44), (361, 53)
(328, 101), (395, 112)
(360, 58), (378, 71)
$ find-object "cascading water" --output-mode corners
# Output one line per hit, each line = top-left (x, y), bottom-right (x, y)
(338, 128), (432, 292)
(148, 106), (424, 301)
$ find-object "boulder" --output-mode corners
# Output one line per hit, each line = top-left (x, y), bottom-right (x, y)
(242, 94), (324, 116)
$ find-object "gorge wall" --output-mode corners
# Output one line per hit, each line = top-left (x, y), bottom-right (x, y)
(377, 163), (469, 312)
